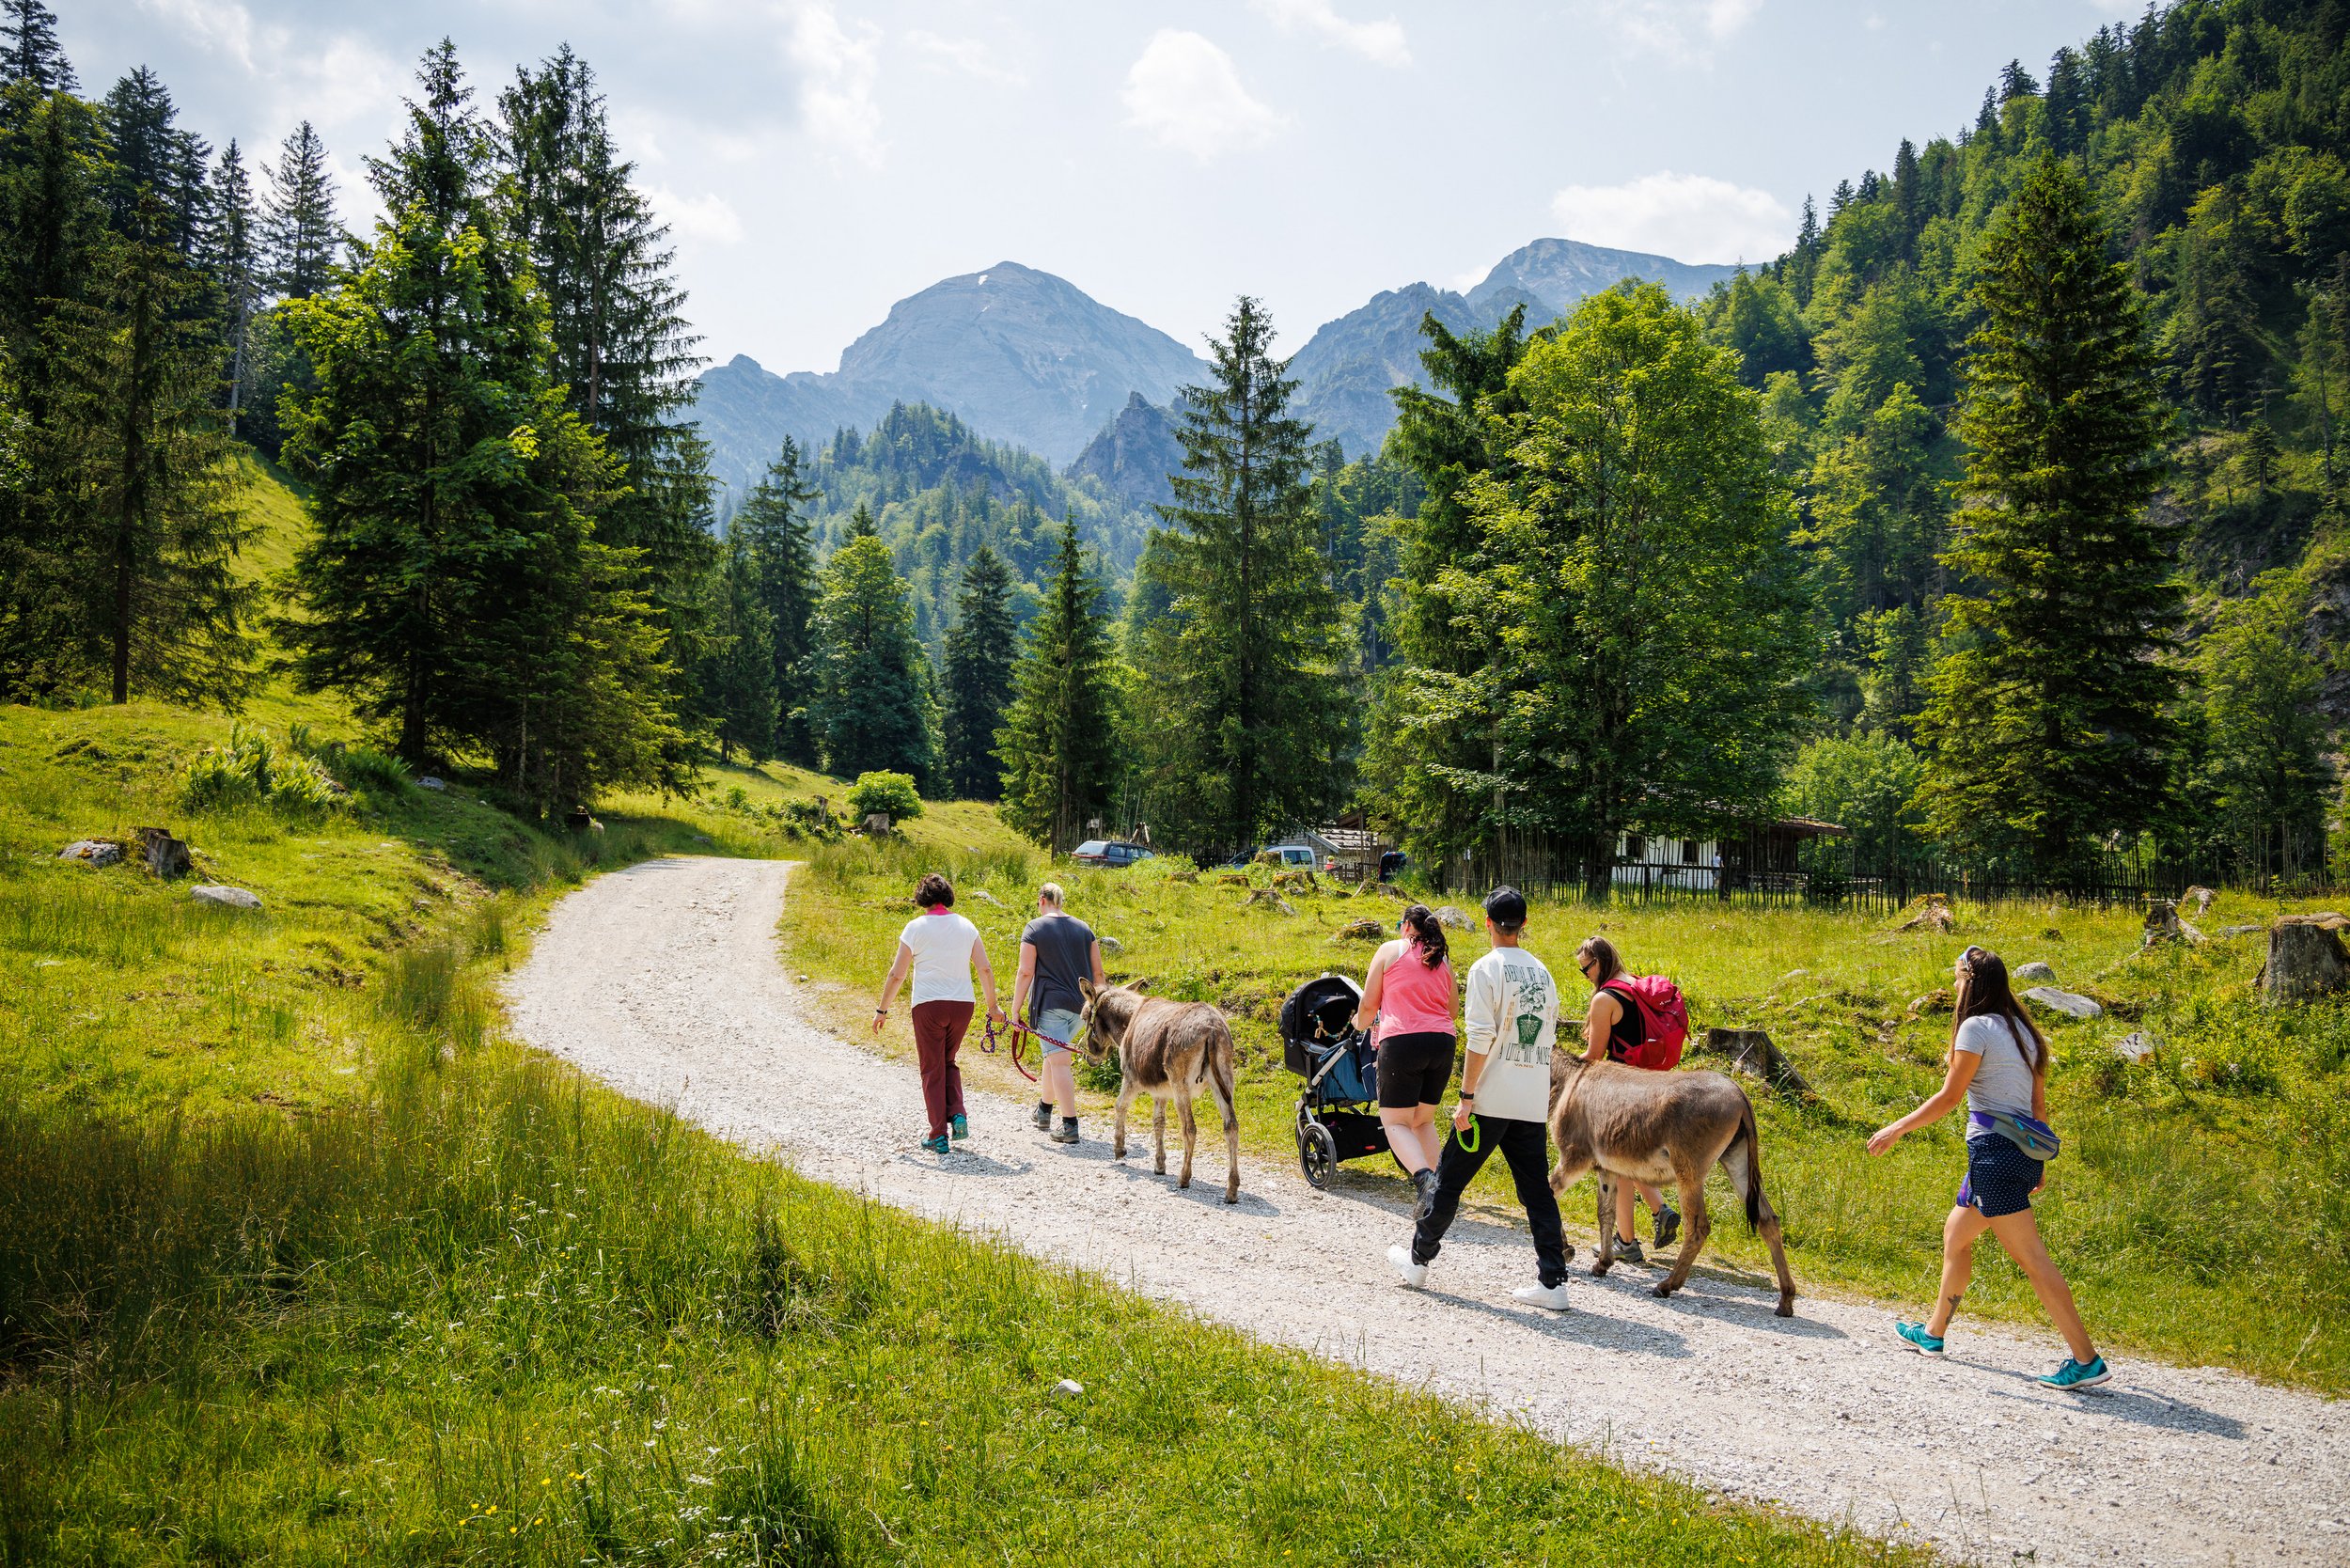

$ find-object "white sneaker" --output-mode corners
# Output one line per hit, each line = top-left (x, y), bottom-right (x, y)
(1512, 1280), (1572, 1310)
(1386, 1243), (1427, 1289)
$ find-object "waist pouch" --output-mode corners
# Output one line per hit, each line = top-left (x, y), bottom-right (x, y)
(1970, 1109), (2060, 1161)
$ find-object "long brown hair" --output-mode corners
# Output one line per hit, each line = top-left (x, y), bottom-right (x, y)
(1950, 945), (2047, 1075)
(1399, 903), (1448, 968)
(1574, 935), (1626, 985)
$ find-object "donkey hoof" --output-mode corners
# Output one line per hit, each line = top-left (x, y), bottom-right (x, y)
(1776, 1297), (1796, 1319)
(1650, 1282), (1674, 1299)
(1178, 1176), (1191, 1189)
(1590, 1260), (1611, 1278)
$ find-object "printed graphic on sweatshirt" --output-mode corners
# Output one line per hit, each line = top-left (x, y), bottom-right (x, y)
(1501, 955), (1553, 1067)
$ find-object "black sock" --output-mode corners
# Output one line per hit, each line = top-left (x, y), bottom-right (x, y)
(1060, 1116), (1077, 1130)
(1038, 1100), (1052, 1114)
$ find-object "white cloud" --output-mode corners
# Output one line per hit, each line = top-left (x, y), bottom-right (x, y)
(1121, 30), (1286, 162)
(904, 29), (1026, 86)
(134, 0), (401, 138)
(1252, 0), (1411, 68)
(1585, 0), (1763, 60)
(1551, 170), (1793, 264)
(786, 3), (885, 168)
(647, 185), (744, 245)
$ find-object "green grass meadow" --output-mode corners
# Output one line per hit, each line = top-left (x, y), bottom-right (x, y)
(782, 843), (2350, 1395)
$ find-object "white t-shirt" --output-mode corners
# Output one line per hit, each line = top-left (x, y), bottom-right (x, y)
(1460, 946), (1559, 1123)
(898, 912), (982, 1006)
(1953, 1011), (2037, 1133)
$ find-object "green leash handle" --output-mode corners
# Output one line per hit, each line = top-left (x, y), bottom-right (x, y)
(1454, 1114), (1480, 1153)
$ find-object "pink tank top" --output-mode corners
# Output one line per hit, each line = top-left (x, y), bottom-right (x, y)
(1377, 941), (1456, 1040)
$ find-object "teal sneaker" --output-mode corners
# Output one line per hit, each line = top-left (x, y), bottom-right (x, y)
(2039, 1356), (2109, 1391)
(949, 1113), (969, 1141)
(920, 1134), (951, 1155)
(1894, 1320), (1946, 1356)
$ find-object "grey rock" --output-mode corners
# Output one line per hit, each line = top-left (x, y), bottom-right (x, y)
(2012, 961), (2058, 984)
(58, 839), (121, 868)
(2023, 985), (2102, 1020)
(2112, 1032), (2158, 1063)
(1051, 1377), (1084, 1398)
(415, 776), (446, 792)
(1432, 904), (1474, 931)
(191, 884), (262, 910)
(1099, 934), (1124, 955)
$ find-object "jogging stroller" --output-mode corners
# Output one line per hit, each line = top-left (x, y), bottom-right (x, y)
(1279, 974), (1403, 1189)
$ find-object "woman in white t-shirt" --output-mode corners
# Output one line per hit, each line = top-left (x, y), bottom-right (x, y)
(873, 872), (1004, 1154)
(1866, 944), (2108, 1390)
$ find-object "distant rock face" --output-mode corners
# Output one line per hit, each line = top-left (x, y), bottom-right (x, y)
(1066, 392), (1186, 512)
(1465, 237), (1746, 323)
(1288, 283), (1481, 461)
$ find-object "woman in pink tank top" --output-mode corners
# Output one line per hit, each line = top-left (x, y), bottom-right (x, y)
(1353, 903), (1458, 1219)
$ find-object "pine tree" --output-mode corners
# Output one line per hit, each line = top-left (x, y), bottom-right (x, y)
(283, 39), (677, 806)
(1, 0), (72, 92)
(261, 121), (338, 299)
(730, 438), (821, 763)
(704, 523), (778, 762)
(940, 544), (1016, 800)
(202, 139), (259, 436)
(44, 195), (256, 703)
(998, 522), (1120, 849)
(2197, 570), (2331, 881)
(809, 530), (936, 784)
(101, 68), (208, 253)
(1141, 295), (1349, 855)
(1918, 157), (2178, 874)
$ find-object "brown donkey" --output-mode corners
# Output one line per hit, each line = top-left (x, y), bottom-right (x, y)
(1547, 1055), (1797, 1316)
(1079, 980), (1241, 1204)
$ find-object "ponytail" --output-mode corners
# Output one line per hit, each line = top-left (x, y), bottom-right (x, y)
(1399, 903), (1449, 969)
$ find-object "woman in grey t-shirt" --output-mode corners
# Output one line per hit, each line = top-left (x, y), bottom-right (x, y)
(1865, 945), (2108, 1390)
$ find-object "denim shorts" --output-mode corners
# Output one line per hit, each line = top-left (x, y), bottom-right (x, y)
(1034, 1007), (1081, 1058)
(1956, 1134), (2044, 1218)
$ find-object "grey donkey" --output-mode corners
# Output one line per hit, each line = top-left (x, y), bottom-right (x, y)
(1547, 1053), (1797, 1317)
(1078, 980), (1241, 1204)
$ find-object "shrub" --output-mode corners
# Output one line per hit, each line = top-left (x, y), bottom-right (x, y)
(848, 771), (923, 823)
(334, 745), (411, 796)
(182, 725), (343, 815)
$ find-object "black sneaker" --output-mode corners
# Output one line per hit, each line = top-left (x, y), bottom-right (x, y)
(1031, 1102), (1053, 1131)
(1051, 1120), (1079, 1145)
(1612, 1233), (1645, 1264)
(1653, 1204), (1681, 1251)
(1411, 1168), (1441, 1221)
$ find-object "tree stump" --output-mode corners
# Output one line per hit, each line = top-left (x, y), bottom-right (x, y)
(1700, 1027), (1811, 1096)
(137, 826), (191, 879)
(2141, 899), (2204, 947)
(2184, 885), (2217, 916)
(2262, 921), (2350, 1005)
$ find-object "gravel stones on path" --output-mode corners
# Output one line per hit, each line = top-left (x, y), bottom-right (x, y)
(506, 856), (2348, 1568)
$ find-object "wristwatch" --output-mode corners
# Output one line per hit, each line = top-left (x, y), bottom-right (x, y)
(1460, 1091), (1476, 1101)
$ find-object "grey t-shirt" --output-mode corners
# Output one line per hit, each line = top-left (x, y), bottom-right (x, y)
(1954, 1012), (2037, 1134)
(1022, 913), (1096, 1019)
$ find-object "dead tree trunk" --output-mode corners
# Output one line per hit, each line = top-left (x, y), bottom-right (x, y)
(1700, 1027), (1811, 1096)
(2263, 921), (2350, 1005)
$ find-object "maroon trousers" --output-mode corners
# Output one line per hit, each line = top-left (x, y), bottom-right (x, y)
(911, 999), (973, 1137)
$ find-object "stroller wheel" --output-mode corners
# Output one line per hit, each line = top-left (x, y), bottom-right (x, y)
(1298, 1121), (1338, 1189)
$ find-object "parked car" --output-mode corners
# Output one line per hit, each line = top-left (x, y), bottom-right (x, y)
(1264, 845), (1317, 870)
(1072, 839), (1152, 869)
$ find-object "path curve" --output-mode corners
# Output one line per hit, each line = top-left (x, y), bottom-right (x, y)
(505, 857), (2346, 1568)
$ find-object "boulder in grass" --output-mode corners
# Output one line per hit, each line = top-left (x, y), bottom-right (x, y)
(58, 839), (122, 868)
(1432, 904), (1474, 931)
(415, 776), (446, 792)
(191, 885), (262, 911)
(1100, 934), (1124, 956)
(2013, 961), (2058, 984)
(2112, 1032), (2158, 1064)
(2023, 985), (2102, 1021)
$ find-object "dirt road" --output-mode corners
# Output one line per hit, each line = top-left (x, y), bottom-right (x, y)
(505, 856), (2347, 1567)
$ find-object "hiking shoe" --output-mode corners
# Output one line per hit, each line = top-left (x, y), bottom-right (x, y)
(1653, 1204), (1681, 1250)
(1611, 1233), (1645, 1264)
(1512, 1280), (1572, 1311)
(1894, 1320), (1946, 1356)
(949, 1114), (969, 1141)
(1411, 1168), (1441, 1222)
(1386, 1243), (1427, 1290)
(1050, 1120), (1079, 1145)
(920, 1134), (951, 1155)
(1031, 1102), (1053, 1131)
(2039, 1356), (2109, 1391)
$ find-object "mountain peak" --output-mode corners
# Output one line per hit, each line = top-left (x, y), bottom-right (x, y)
(1466, 238), (1744, 321)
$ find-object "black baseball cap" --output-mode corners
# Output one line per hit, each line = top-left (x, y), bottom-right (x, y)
(1483, 886), (1528, 928)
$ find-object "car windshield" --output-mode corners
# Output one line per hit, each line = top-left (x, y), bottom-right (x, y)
(1074, 840), (1108, 855)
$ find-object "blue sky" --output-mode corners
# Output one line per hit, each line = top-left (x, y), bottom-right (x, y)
(83, 1), (2138, 369)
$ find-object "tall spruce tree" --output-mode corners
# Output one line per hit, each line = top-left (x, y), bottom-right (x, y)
(998, 522), (1119, 850)
(809, 530), (935, 784)
(704, 523), (778, 762)
(940, 544), (1016, 800)
(1141, 295), (1348, 855)
(283, 39), (677, 805)
(262, 121), (338, 298)
(101, 68), (207, 254)
(202, 139), (259, 436)
(2196, 570), (2331, 881)
(1, 0), (71, 92)
(1917, 156), (2178, 873)
(730, 438), (821, 763)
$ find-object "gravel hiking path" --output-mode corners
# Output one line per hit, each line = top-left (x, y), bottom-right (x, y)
(506, 857), (2348, 1567)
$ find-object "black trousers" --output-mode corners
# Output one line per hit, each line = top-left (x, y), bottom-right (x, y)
(1410, 1114), (1569, 1288)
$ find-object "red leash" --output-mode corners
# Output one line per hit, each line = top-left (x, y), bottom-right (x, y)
(979, 1017), (1046, 1082)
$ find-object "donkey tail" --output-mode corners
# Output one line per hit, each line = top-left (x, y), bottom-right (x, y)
(1734, 1094), (1764, 1231)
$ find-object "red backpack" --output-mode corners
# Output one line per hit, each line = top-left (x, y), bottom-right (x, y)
(1603, 976), (1689, 1071)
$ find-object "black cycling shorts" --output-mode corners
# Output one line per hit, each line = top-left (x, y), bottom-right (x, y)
(1376, 1030), (1456, 1108)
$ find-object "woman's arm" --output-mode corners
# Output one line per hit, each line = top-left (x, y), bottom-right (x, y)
(873, 942), (914, 1036)
(1352, 942), (1394, 1029)
(1010, 943), (1037, 1023)
(1865, 1050), (1982, 1155)
(972, 935), (1004, 1023)
(1089, 939), (1106, 989)
(1581, 990), (1619, 1065)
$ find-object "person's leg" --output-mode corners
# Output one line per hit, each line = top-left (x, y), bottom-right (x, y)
(910, 1002), (949, 1139)
(1926, 1203), (1991, 1336)
(1614, 1175), (1641, 1245)
(1986, 1209), (2098, 1364)
(1411, 1119), (1496, 1265)
(939, 1001), (973, 1123)
(1038, 1008), (1080, 1122)
(1496, 1119), (1571, 1287)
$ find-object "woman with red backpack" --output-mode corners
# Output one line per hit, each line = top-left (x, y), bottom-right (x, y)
(1574, 935), (1683, 1262)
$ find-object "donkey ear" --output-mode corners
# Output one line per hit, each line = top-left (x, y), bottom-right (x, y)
(1079, 977), (1096, 1001)
(1128, 976), (1153, 995)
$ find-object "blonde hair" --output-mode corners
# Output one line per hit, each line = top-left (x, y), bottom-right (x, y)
(1038, 882), (1065, 908)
